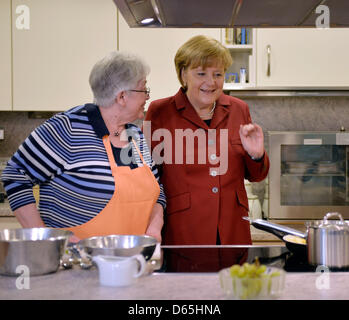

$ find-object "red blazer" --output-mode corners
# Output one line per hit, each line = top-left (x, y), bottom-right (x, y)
(145, 89), (269, 245)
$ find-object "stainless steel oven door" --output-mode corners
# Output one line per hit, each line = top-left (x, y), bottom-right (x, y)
(268, 131), (349, 220)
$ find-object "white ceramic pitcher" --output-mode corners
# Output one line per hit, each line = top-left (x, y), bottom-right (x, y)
(93, 254), (146, 287)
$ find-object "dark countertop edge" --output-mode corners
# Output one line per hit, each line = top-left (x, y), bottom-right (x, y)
(160, 244), (283, 248)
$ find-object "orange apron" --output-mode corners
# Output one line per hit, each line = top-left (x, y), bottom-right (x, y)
(64, 135), (160, 239)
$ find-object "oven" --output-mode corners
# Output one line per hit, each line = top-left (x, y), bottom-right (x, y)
(268, 131), (349, 220)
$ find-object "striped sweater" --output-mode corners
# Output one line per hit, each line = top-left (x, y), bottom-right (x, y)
(1, 104), (166, 228)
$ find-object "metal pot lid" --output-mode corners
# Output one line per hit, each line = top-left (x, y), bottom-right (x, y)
(306, 212), (349, 231)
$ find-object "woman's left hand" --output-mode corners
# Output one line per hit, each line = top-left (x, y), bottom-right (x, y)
(145, 203), (163, 243)
(239, 123), (265, 159)
(145, 227), (162, 243)
(68, 234), (81, 243)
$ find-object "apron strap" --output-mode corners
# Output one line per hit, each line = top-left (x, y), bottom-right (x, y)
(131, 138), (147, 166)
(102, 135), (118, 175)
(102, 135), (148, 174)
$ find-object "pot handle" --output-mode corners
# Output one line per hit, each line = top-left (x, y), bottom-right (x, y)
(243, 217), (306, 239)
(323, 212), (345, 224)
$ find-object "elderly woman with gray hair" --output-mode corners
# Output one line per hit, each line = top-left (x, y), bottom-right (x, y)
(1, 51), (166, 242)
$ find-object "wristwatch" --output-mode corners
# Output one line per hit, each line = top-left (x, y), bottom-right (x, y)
(249, 152), (265, 162)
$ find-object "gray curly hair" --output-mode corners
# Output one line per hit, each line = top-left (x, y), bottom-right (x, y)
(89, 51), (150, 107)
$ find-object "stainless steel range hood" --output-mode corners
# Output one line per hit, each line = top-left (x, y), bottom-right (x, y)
(113, 0), (349, 28)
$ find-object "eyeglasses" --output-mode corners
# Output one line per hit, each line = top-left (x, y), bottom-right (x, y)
(128, 87), (150, 96)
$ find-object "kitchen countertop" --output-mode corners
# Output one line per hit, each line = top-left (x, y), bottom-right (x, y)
(0, 199), (13, 217)
(0, 247), (348, 301)
(1, 265), (348, 300)
(250, 225), (280, 241)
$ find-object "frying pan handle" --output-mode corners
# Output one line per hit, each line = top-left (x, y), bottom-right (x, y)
(243, 217), (306, 239)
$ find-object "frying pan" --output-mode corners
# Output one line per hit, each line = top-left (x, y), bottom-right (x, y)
(244, 217), (307, 257)
(245, 214), (349, 269)
(282, 235), (307, 257)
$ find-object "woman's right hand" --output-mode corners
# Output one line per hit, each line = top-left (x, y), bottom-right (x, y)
(14, 203), (46, 228)
(239, 123), (265, 159)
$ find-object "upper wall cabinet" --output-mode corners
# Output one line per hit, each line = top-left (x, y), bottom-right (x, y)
(12, 0), (117, 111)
(118, 15), (221, 108)
(0, 0), (12, 111)
(256, 28), (349, 88)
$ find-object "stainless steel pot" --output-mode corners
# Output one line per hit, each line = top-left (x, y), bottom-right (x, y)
(246, 213), (349, 269)
(306, 212), (349, 268)
(0, 228), (72, 276)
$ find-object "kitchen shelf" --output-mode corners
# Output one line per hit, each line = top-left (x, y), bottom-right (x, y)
(222, 28), (256, 90)
(223, 83), (255, 90)
(224, 44), (253, 51)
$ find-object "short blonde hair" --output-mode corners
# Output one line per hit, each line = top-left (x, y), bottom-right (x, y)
(174, 35), (232, 88)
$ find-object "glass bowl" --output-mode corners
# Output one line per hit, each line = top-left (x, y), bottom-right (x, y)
(219, 266), (286, 300)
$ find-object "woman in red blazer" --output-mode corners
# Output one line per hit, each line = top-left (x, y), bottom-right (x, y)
(145, 35), (269, 245)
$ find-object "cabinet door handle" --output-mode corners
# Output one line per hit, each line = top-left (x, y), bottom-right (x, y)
(266, 45), (271, 77)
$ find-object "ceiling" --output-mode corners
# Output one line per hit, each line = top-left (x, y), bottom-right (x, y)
(113, 0), (349, 28)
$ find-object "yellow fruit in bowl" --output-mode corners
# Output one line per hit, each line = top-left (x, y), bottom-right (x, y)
(219, 258), (285, 300)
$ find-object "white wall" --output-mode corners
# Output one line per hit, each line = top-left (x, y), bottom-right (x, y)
(118, 14), (221, 109)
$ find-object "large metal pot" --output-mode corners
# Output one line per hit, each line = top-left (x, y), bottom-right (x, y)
(246, 212), (349, 269)
(0, 228), (72, 276)
(306, 212), (349, 268)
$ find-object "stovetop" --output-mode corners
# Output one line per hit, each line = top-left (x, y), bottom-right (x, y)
(155, 245), (320, 273)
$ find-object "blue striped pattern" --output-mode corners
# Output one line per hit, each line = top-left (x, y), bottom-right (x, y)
(1, 105), (166, 228)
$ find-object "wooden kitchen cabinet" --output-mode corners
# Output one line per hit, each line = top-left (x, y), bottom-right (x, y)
(0, 0), (12, 111)
(256, 28), (349, 88)
(12, 0), (117, 111)
(118, 15), (221, 108)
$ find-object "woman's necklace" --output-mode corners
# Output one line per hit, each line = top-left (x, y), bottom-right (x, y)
(113, 125), (125, 137)
(199, 102), (216, 119)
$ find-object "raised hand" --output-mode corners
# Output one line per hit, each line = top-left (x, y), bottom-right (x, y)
(239, 123), (265, 159)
